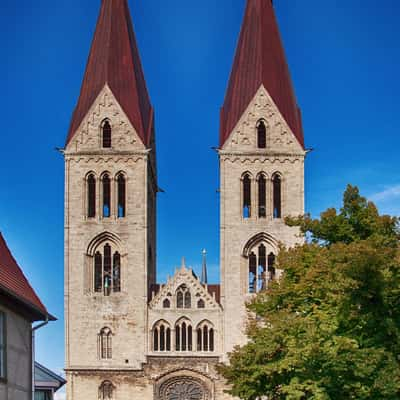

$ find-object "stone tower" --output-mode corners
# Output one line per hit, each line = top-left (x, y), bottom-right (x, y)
(63, 0), (157, 397)
(219, 0), (306, 355)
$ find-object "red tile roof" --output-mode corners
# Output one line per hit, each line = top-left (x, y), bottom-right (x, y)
(0, 233), (48, 319)
(220, 0), (304, 148)
(66, 0), (153, 147)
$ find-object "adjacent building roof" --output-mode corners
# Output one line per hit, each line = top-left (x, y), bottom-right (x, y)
(0, 232), (50, 321)
(35, 362), (66, 391)
(66, 0), (153, 147)
(220, 0), (304, 148)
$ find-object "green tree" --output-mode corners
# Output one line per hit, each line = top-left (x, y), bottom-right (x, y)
(218, 185), (400, 400)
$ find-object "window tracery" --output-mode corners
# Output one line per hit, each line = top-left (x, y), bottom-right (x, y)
(153, 320), (171, 352)
(248, 242), (276, 293)
(196, 321), (214, 352)
(94, 243), (121, 295)
(175, 318), (192, 351)
(176, 285), (191, 309)
(99, 328), (112, 360)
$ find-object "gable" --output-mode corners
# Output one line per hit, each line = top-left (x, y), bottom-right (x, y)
(149, 267), (221, 311)
(66, 85), (146, 153)
(221, 85), (305, 154)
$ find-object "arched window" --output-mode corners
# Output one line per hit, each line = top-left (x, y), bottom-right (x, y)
(99, 381), (114, 400)
(248, 244), (276, 293)
(102, 174), (111, 218)
(197, 299), (205, 309)
(176, 285), (191, 309)
(257, 120), (267, 149)
(153, 321), (171, 352)
(273, 174), (282, 218)
(163, 298), (171, 308)
(87, 173), (96, 218)
(93, 243), (121, 295)
(175, 319), (192, 351)
(99, 328), (112, 359)
(102, 121), (112, 148)
(268, 252), (276, 280)
(196, 321), (215, 352)
(117, 174), (126, 218)
(242, 174), (252, 218)
(258, 174), (267, 218)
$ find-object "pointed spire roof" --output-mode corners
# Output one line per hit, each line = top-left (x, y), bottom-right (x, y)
(66, 0), (153, 147)
(220, 0), (304, 148)
(201, 249), (208, 284)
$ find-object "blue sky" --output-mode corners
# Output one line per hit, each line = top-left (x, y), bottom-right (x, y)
(1, 0), (400, 388)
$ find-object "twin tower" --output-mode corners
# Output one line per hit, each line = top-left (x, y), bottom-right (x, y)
(63, 0), (306, 399)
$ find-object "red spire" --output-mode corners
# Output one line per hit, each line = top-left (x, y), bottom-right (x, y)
(66, 0), (153, 147)
(220, 0), (304, 148)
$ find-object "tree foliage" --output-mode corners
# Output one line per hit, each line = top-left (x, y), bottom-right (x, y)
(218, 185), (400, 399)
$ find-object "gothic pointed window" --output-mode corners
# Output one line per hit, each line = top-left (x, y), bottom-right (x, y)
(113, 252), (121, 292)
(117, 174), (126, 218)
(268, 252), (276, 281)
(273, 174), (282, 218)
(258, 244), (267, 291)
(257, 120), (267, 149)
(175, 319), (192, 352)
(153, 321), (171, 352)
(176, 285), (191, 309)
(242, 173), (252, 218)
(102, 174), (111, 218)
(99, 328), (112, 359)
(258, 174), (267, 218)
(94, 252), (103, 293)
(93, 243), (121, 295)
(197, 299), (205, 309)
(163, 298), (171, 308)
(87, 173), (96, 218)
(196, 321), (215, 352)
(249, 252), (257, 293)
(102, 121), (112, 148)
(99, 381), (114, 400)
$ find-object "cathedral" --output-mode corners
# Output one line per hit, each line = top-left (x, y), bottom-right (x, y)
(63, 0), (306, 399)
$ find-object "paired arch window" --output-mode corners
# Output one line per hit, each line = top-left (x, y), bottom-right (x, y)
(86, 172), (127, 218)
(102, 121), (112, 148)
(99, 327), (112, 359)
(99, 381), (114, 400)
(175, 319), (193, 351)
(153, 321), (171, 352)
(176, 285), (191, 309)
(197, 321), (214, 352)
(94, 243), (121, 295)
(242, 173), (252, 218)
(257, 120), (267, 149)
(249, 244), (276, 293)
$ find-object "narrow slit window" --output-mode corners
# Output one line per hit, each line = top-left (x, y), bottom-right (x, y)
(87, 174), (96, 218)
(103, 174), (111, 218)
(258, 175), (267, 218)
(197, 328), (202, 351)
(184, 291), (191, 309)
(94, 252), (103, 293)
(153, 328), (159, 351)
(268, 252), (276, 280)
(117, 174), (126, 218)
(166, 328), (171, 351)
(197, 299), (205, 309)
(99, 381), (114, 400)
(113, 252), (121, 293)
(99, 328), (112, 359)
(249, 252), (257, 293)
(203, 326), (209, 352)
(102, 121), (112, 148)
(257, 120), (267, 148)
(258, 244), (267, 291)
(209, 329), (214, 352)
(243, 174), (251, 218)
(175, 325), (181, 351)
(273, 175), (282, 218)
(160, 325), (165, 351)
(163, 298), (170, 308)
(103, 244), (112, 296)
(188, 326), (193, 351)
